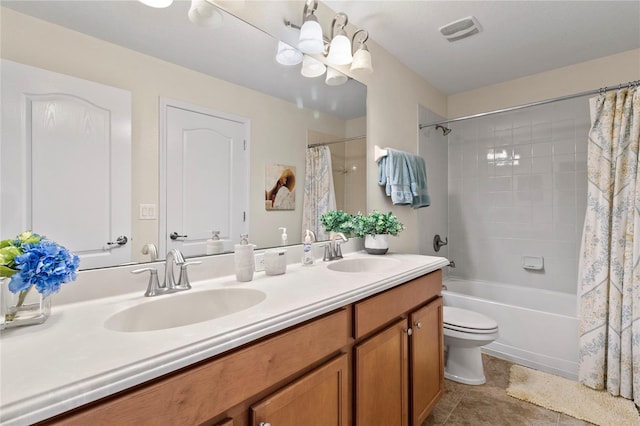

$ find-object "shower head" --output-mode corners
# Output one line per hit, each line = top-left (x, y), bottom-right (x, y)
(435, 125), (452, 136)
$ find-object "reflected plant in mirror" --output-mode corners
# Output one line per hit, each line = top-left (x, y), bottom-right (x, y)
(319, 210), (354, 236)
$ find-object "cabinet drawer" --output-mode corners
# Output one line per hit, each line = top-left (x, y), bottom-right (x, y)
(48, 309), (349, 425)
(354, 270), (441, 339)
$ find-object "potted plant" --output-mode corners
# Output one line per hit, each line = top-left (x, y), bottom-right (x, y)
(319, 210), (353, 237)
(350, 211), (404, 255)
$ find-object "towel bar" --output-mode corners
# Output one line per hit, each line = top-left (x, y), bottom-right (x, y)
(374, 145), (388, 162)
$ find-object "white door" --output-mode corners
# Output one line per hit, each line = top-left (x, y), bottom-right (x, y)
(1, 60), (132, 269)
(161, 100), (248, 258)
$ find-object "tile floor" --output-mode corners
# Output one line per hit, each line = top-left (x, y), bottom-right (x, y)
(423, 354), (594, 426)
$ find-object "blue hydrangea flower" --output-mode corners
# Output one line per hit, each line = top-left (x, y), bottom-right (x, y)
(8, 238), (80, 297)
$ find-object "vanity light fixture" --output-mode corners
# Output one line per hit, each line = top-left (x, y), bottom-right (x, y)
(280, 0), (373, 81)
(138, 0), (173, 8)
(326, 13), (353, 66)
(188, 0), (224, 28)
(276, 41), (304, 66)
(350, 30), (373, 73)
(297, 0), (324, 54)
(300, 55), (327, 78)
(325, 67), (348, 86)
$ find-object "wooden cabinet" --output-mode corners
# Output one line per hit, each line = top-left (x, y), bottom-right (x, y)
(354, 271), (443, 426)
(410, 298), (444, 424)
(250, 354), (349, 426)
(41, 269), (443, 426)
(355, 319), (409, 426)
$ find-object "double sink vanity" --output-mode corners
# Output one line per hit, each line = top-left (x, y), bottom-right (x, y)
(1, 248), (449, 426)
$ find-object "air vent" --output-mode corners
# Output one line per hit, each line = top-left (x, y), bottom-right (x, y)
(439, 16), (481, 42)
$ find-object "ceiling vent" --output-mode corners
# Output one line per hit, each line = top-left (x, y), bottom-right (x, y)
(439, 16), (481, 42)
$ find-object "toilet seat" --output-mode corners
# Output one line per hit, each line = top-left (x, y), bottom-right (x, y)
(444, 306), (498, 334)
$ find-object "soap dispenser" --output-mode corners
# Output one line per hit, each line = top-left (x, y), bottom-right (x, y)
(234, 234), (255, 282)
(206, 230), (224, 255)
(279, 227), (288, 246)
(302, 229), (315, 266)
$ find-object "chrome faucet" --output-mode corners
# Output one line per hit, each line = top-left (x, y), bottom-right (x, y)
(164, 248), (185, 291)
(323, 232), (348, 261)
(131, 248), (200, 297)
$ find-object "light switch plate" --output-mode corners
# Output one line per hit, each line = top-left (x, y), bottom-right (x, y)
(139, 204), (157, 220)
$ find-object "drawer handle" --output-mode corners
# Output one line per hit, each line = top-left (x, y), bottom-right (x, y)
(259, 423), (272, 426)
(404, 328), (413, 336)
(414, 321), (422, 329)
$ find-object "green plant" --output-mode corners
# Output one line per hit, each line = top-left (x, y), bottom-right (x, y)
(350, 211), (405, 238)
(319, 210), (353, 235)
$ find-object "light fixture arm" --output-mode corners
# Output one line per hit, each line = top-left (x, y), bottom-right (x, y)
(331, 12), (349, 39)
(302, 0), (319, 22)
(352, 29), (369, 45)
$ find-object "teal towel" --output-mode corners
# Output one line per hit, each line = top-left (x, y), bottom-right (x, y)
(377, 148), (430, 208)
(379, 148), (413, 204)
(408, 154), (431, 208)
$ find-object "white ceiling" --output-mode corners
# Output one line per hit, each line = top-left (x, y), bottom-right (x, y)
(4, 0), (639, 106)
(325, 0), (640, 94)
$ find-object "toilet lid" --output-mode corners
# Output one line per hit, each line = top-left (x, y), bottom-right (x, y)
(443, 306), (498, 331)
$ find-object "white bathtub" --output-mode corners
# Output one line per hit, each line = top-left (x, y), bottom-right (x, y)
(442, 277), (579, 380)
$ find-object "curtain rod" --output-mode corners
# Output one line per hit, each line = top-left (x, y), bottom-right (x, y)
(419, 79), (640, 129)
(307, 134), (366, 148)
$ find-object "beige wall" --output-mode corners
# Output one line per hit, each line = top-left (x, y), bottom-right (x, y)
(1, 7), (351, 258)
(448, 49), (640, 118)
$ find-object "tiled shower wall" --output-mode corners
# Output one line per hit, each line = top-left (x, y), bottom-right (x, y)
(447, 96), (590, 294)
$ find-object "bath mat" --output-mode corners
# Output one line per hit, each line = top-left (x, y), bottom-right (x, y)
(506, 365), (639, 426)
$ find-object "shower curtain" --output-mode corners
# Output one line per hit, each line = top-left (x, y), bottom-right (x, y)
(302, 146), (336, 241)
(578, 85), (640, 405)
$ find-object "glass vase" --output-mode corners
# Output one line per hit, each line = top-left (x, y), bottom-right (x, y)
(0, 278), (50, 330)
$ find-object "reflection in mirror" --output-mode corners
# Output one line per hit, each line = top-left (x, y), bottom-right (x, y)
(0, 1), (366, 269)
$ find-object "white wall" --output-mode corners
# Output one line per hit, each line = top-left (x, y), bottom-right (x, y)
(447, 96), (590, 294)
(442, 48), (639, 292)
(417, 108), (449, 264)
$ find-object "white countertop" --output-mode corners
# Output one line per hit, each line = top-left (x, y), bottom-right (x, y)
(0, 251), (448, 425)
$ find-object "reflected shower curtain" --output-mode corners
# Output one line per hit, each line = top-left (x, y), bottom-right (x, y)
(578, 85), (640, 405)
(302, 146), (336, 241)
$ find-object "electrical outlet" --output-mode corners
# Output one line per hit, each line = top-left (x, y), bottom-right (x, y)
(254, 253), (265, 272)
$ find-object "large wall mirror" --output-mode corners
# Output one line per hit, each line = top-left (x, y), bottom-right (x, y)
(1, 1), (367, 270)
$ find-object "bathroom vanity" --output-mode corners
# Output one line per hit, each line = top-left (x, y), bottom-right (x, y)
(0, 252), (448, 426)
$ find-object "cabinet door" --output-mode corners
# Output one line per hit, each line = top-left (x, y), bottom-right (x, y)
(250, 354), (349, 426)
(410, 297), (444, 425)
(355, 319), (409, 426)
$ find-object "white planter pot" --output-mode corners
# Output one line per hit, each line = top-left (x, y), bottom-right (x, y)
(364, 234), (389, 255)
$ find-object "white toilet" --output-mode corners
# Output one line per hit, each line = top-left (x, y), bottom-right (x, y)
(443, 306), (499, 385)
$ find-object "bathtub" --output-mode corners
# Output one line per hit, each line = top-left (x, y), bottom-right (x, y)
(442, 277), (579, 380)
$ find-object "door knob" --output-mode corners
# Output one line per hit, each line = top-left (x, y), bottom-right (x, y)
(404, 328), (413, 336)
(170, 232), (188, 240)
(414, 321), (422, 329)
(106, 235), (128, 246)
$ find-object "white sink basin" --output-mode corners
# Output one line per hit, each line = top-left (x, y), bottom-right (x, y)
(105, 288), (266, 332)
(326, 257), (399, 273)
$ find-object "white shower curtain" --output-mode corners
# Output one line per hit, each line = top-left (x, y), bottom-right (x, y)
(578, 85), (640, 405)
(302, 146), (336, 241)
